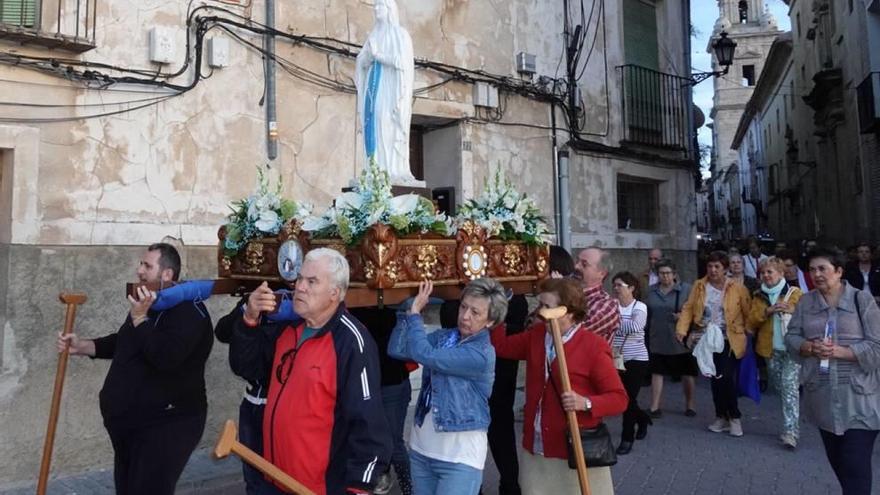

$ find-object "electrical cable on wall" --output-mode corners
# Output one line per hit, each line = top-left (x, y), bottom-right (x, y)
(0, 3), (569, 129)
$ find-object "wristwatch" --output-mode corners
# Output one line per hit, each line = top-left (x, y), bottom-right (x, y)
(583, 396), (592, 411)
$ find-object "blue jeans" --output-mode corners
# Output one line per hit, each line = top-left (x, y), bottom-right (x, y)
(382, 380), (413, 495)
(410, 450), (482, 495)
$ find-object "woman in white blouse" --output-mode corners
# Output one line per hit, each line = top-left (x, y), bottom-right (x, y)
(611, 271), (651, 455)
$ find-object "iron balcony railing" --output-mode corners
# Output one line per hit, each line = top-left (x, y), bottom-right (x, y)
(618, 64), (692, 152)
(0, 0), (96, 51)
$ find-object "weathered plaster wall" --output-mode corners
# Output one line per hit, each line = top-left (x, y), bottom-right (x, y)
(568, 151), (697, 252)
(0, 246), (241, 485)
(0, 0), (569, 247)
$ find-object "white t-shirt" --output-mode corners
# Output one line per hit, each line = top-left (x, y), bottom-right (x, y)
(705, 284), (726, 332)
(409, 410), (488, 470)
(743, 254), (767, 279)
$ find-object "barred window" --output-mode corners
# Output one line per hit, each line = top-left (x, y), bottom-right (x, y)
(1, 0), (38, 28)
(617, 175), (659, 231)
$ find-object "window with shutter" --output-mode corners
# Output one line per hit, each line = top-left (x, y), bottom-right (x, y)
(1, 0), (38, 28)
(623, 0), (659, 70)
(622, 0), (664, 143)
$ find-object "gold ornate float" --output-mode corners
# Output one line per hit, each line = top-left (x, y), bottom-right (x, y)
(215, 219), (549, 307)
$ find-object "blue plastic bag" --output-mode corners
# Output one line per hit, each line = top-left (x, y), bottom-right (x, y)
(267, 290), (298, 322)
(151, 280), (215, 311)
(737, 335), (761, 404)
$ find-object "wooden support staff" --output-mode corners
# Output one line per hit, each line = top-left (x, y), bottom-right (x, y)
(37, 292), (88, 495)
(539, 305), (591, 495)
(214, 420), (316, 495)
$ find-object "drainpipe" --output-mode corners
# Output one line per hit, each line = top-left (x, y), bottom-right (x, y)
(684, 0), (698, 249)
(551, 103), (561, 246)
(265, 0), (278, 161)
(558, 149), (572, 252)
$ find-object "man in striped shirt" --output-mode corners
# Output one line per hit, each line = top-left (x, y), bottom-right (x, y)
(574, 247), (621, 343)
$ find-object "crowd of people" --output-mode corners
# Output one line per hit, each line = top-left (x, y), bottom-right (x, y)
(54, 237), (880, 495)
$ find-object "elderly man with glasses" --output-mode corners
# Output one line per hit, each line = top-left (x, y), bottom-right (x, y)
(230, 248), (392, 495)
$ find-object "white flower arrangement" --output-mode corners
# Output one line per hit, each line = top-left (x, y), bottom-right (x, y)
(455, 168), (549, 245)
(222, 166), (312, 257)
(303, 159), (452, 245)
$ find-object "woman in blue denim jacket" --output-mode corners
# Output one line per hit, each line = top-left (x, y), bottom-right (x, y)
(389, 278), (507, 495)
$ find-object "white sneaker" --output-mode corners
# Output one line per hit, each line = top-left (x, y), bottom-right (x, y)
(708, 418), (730, 433)
(780, 432), (798, 449)
(729, 419), (743, 437)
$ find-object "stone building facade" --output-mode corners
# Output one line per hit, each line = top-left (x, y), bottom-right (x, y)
(730, 0), (880, 247)
(779, 0), (880, 246)
(707, 0), (781, 240)
(0, 0), (700, 484)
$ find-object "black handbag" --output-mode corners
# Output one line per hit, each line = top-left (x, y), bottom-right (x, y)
(547, 362), (618, 469)
(565, 423), (617, 468)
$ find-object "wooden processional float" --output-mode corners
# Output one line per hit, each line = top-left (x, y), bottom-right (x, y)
(126, 219), (550, 307)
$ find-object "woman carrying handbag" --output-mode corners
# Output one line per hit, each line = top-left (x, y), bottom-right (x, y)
(490, 278), (627, 495)
(610, 272), (651, 455)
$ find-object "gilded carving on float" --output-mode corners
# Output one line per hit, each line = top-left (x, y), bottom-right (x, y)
(415, 244), (439, 280)
(243, 242), (265, 273)
(502, 244), (524, 274)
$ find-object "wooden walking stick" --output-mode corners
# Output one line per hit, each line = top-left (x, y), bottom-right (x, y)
(540, 305), (592, 495)
(37, 292), (88, 495)
(214, 420), (316, 495)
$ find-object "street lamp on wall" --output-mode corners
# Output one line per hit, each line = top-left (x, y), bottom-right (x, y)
(689, 31), (738, 86)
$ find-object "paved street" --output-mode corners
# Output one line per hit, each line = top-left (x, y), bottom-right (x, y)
(8, 368), (877, 495)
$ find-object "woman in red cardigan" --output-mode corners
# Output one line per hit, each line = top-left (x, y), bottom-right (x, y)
(491, 278), (628, 495)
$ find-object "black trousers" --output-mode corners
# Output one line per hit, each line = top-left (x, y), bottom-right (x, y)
(487, 357), (522, 495)
(711, 341), (741, 420)
(619, 360), (650, 442)
(820, 428), (879, 495)
(239, 400), (280, 495)
(107, 412), (206, 495)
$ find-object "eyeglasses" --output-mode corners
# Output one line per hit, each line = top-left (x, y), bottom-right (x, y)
(275, 347), (300, 385)
(612, 283), (630, 289)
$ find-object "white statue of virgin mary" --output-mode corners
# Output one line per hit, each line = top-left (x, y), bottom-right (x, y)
(355, 0), (418, 185)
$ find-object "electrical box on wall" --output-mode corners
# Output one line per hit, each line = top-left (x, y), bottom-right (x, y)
(207, 37), (230, 68)
(149, 27), (176, 64)
(516, 52), (536, 76)
(472, 82), (499, 108)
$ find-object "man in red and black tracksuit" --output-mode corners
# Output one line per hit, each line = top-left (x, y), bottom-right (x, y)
(230, 248), (391, 495)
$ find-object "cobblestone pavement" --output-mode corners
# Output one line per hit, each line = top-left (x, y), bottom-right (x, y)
(6, 373), (877, 494)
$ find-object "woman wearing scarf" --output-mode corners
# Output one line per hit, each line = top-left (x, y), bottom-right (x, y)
(747, 257), (803, 449)
(389, 279), (506, 495)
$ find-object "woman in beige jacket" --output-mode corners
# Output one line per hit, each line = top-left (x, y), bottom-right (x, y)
(676, 251), (751, 436)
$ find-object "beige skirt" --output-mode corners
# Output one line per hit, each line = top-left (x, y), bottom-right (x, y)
(519, 450), (614, 495)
